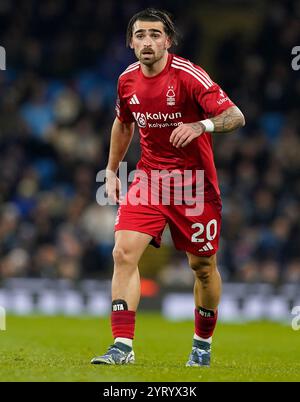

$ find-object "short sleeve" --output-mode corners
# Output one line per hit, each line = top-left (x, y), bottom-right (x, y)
(190, 66), (235, 116)
(115, 79), (135, 123)
(196, 82), (235, 117)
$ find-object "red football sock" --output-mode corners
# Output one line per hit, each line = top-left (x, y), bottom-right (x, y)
(194, 308), (218, 339)
(111, 310), (136, 339)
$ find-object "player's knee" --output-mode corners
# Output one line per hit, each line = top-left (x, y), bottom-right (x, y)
(195, 268), (211, 284)
(112, 245), (134, 267)
(188, 254), (216, 283)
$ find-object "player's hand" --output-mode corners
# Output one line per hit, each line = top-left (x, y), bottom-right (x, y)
(105, 170), (123, 204)
(170, 122), (206, 148)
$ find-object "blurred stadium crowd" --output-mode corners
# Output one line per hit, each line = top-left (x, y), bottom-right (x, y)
(0, 0), (299, 285)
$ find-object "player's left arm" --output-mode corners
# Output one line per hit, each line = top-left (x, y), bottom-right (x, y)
(209, 105), (245, 132)
(170, 105), (245, 148)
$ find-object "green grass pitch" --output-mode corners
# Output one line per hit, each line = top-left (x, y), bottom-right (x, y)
(0, 314), (299, 382)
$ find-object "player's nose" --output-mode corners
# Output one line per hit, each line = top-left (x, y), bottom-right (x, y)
(143, 37), (152, 47)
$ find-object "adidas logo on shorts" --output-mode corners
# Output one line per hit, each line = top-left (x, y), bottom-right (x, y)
(198, 242), (214, 252)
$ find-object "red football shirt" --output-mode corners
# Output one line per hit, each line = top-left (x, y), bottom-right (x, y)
(115, 53), (235, 201)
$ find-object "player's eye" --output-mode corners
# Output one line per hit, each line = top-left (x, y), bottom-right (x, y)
(136, 34), (144, 39)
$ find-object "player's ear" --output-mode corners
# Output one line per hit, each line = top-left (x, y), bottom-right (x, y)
(129, 39), (134, 49)
(165, 36), (172, 50)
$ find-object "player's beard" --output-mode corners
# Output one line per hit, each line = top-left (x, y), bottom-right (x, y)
(137, 49), (164, 67)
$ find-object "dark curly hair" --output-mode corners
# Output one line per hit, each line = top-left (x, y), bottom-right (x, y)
(126, 8), (179, 47)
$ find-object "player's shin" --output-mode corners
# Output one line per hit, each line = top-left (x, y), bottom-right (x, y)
(194, 307), (218, 343)
(111, 299), (136, 348)
(193, 266), (221, 343)
(110, 266), (141, 348)
(186, 264), (221, 366)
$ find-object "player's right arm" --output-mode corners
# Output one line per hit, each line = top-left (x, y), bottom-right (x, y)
(106, 117), (135, 203)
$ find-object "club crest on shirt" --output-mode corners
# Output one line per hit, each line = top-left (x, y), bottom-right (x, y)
(166, 86), (176, 106)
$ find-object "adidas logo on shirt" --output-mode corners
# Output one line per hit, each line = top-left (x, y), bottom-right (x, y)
(129, 94), (140, 104)
(198, 242), (214, 252)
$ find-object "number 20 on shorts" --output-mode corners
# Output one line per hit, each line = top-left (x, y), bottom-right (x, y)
(191, 219), (217, 243)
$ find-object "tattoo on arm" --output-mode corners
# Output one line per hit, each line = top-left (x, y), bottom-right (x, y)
(210, 106), (245, 133)
(189, 122), (206, 135)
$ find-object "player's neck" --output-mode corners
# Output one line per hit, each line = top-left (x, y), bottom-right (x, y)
(140, 52), (169, 77)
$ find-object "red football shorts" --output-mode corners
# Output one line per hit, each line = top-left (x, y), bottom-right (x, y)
(114, 175), (222, 257)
